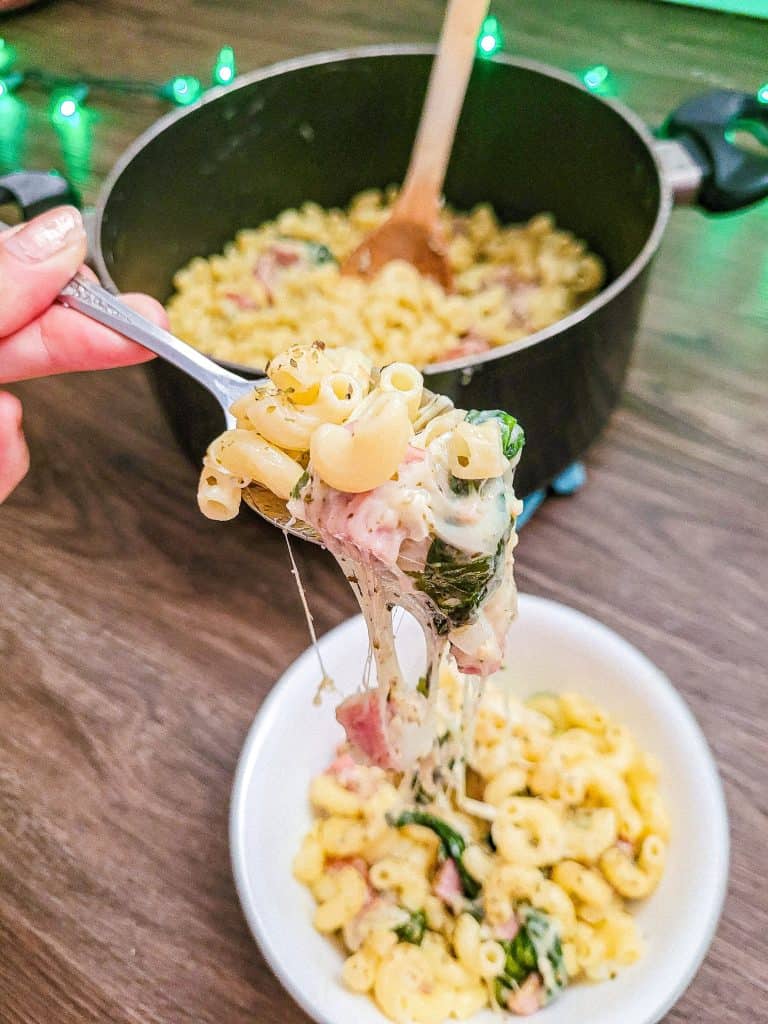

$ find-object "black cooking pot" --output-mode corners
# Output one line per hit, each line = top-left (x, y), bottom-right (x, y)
(3, 47), (766, 495)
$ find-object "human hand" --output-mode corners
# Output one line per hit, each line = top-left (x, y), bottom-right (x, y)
(0, 206), (166, 502)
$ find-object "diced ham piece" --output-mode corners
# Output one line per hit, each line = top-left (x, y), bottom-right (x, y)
(253, 243), (302, 299)
(326, 751), (381, 798)
(272, 245), (303, 268)
(433, 857), (463, 906)
(616, 838), (635, 857)
(327, 750), (360, 786)
(506, 973), (544, 1016)
(494, 915), (520, 941)
(223, 291), (258, 310)
(336, 691), (398, 770)
(315, 488), (407, 567)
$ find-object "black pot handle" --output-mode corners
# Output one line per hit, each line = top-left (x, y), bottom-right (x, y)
(0, 170), (79, 220)
(662, 89), (768, 213)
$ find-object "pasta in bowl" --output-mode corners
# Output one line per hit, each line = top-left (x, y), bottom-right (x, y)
(230, 598), (729, 1024)
(294, 661), (667, 1021)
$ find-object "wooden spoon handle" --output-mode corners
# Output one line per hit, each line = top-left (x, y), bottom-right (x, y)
(396, 0), (491, 224)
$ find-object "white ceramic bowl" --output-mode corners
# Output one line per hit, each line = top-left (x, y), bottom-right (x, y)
(230, 594), (729, 1024)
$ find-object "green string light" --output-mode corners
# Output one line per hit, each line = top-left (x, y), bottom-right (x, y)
(50, 84), (89, 125)
(476, 15), (504, 58)
(0, 39), (18, 74)
(583, 64), (610, 91)
(0, 91), (26, 172)
(758, 82), (768, 105)
(213, 45), (237, 86)
(159, 75), (203, 106)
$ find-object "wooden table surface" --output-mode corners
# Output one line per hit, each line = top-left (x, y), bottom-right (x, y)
(1, 1), (767, 1022)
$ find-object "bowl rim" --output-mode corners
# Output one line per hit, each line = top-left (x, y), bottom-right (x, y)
(229, 593), (729, 1024)
(93, 44), (672, 380)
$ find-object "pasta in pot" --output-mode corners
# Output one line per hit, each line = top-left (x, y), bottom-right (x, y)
(167, 189), (604, 369)
(295, 673), (669, 1022)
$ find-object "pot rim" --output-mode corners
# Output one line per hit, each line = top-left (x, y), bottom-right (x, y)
(93, 43), (673, 378)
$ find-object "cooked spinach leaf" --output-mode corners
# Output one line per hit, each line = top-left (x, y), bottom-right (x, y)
(494, 907), (567, 1006)
(387, 810), (480, 899)
(291, 470), (310, 499)
(525, 907), (567, 995)
(466, 409), (525, 460)
(409, 535), (506, 632)
(305, 241), (335, 265)
(394, 909), (427, 945)
(276, 237), (336, 266)
(449, 474), (476, 496)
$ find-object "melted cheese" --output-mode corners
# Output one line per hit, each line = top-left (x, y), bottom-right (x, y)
(287, 403), (522, 772)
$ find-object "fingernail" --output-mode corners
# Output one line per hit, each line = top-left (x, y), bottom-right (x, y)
(3, 206), (84, 263)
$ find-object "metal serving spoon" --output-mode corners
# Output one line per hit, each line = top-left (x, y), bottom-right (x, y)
(55, 272), (452, 542)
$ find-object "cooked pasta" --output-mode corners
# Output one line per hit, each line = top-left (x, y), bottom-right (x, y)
(168, 188), (604, 369)
(295, 671), (668, 1021)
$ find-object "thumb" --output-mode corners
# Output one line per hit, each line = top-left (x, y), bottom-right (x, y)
(0, 207), (87, 337)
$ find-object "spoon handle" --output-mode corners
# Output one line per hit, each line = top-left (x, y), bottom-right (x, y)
(58, 273), (253, 411)
(397, 0), (491, 223)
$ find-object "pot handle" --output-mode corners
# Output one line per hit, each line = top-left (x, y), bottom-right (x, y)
(0, 170), (79, 219)
(658, 89), (768, 213)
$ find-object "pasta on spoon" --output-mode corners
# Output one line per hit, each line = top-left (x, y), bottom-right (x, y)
(197, 342), (524, 771)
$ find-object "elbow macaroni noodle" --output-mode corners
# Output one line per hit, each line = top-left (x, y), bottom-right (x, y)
(295, 676), (668, 1021)
(167, 189), (604, 370)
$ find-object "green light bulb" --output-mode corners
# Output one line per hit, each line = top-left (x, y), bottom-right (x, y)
(213, 45), (237, 86)
(476, 15), (504, 58)
(160, 75), (203, 106)
(583, 64), (610, 90)
(758, 82), (768, 105)
(51, 85), (89, 125)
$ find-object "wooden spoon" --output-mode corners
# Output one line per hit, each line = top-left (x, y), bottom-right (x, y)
(341, 0), (491, 290)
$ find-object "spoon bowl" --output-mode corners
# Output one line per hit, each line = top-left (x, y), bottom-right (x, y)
(341, 216), (452, 289)
(242, 484), (321, 544)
